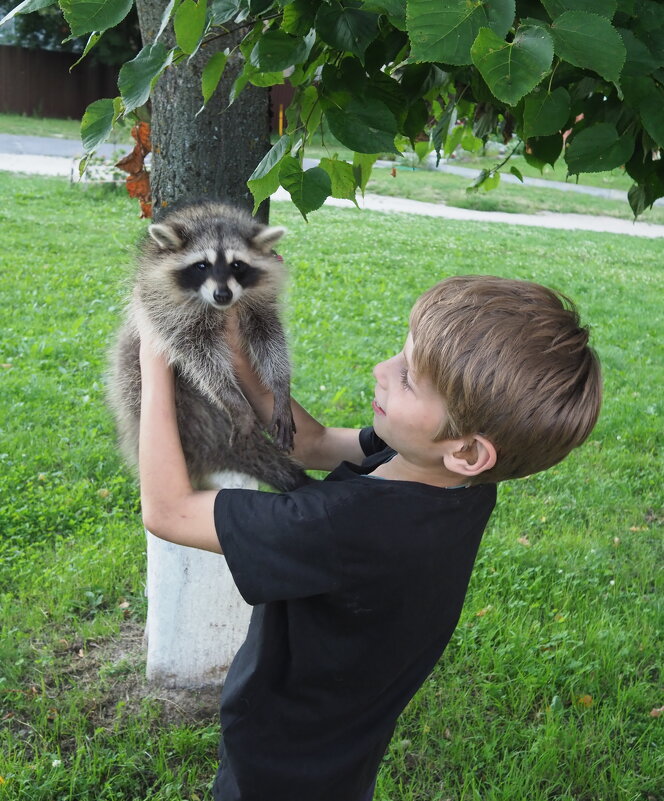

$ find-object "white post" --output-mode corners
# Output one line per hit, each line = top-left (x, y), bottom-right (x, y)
(144, 472), (255, 688)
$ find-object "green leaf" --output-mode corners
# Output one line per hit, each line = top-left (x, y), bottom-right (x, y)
(470, 25), (554, 106)
(60, 0), (133, 36)
(279, 157), (331, 219)
(174, 0), (208, 55)
(249, 134), (291, 182)
(431, 101), (457, 163)
(542, 0), (616, 19)
(364, 71), (406, 121)
(70, 32), (102, 69)
(362, 0), (406, 29)
(0, 0), (54, 26)
(249, 0), (272, 13)
(282, 0), (318, 36)
(461, 129), (483, 153)
(619, 28), (662, 77)
(565, 122), (635, 173)
(402, 98), (428, 142)
(466, 168), (500, 192)
(247, 135), (290, 212)
(315, 0), (380, 60)
(482, 171), (501, 191)
(628, 169), (664, 217)
(640, 89), (664, 148)
(444, 123), (465, 157)
(523, 86), (571, 138)
(156, 0), (177, 40)
(525, 132), (563, 168)
(325, 96), (397, 154)
(118, 43), (174, 114)
(319, 157), (358, 204)
(550, 11), (626, 84)
(248, 167), (280, 214)
(352, 152), (378, 195)
(299, 85), (322, 134)
(247, 68), (285, 87)
(80, 97), (115, 154)
(408, 0), (515, 66)
(510, 165), (524, 181)
(210, 0), (241, 24)
(200, 51), (227, 106)
(250, 30), (311, 71)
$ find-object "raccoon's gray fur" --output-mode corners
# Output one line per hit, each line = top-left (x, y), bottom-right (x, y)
(107, 201), (308, 493)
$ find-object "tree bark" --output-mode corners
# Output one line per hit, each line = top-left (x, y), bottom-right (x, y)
(134, 0), (267, 687)
(135, 0), (271, 222)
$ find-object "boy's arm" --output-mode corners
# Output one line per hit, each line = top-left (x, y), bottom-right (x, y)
(138, 337), (221, 553)
(228, 313), (365, 470)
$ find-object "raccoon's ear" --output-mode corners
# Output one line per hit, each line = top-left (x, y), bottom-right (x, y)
(148, 223), (183, 251)
(252, 225), (286, 253)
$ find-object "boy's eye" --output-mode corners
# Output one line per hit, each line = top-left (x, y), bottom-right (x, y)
(400, 367), (411, 391)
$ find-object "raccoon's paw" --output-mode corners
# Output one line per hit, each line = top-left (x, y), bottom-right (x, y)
(268, 410), (296, 453)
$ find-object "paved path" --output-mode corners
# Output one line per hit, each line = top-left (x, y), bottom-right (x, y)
(2, 134), (664, 238)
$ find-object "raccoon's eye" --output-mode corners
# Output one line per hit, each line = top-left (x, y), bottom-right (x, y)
(193, 261), (209, 271)
(230, 260), (245, 272)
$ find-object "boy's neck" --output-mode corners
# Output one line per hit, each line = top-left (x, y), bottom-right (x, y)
(369, 453), (470, 489)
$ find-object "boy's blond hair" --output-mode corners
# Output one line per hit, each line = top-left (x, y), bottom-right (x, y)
(410, 276), (602, 483)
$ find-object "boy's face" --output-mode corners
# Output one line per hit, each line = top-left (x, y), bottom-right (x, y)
(371, 333), (447, 464)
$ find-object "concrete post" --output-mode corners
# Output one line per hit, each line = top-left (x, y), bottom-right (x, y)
(144, 472), (255, 687)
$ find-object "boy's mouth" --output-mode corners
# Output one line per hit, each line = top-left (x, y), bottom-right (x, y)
(372, 399), (386, 416)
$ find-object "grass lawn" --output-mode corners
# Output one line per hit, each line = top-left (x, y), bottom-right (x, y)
(0, 173), (662, 800)
(3, 112), (652, 221)
(0, 112), (133, 145)
(364, 166), (664, 225)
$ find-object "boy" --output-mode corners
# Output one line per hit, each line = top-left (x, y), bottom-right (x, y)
(138, 275), (602, 801)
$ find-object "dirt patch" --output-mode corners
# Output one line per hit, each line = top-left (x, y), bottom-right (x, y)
(54, 620), (222, 729)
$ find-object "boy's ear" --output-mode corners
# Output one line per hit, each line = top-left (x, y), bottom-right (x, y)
(443, 435), (496, 478)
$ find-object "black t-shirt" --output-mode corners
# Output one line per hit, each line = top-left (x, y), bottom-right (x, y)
(213, 429), (496, 801)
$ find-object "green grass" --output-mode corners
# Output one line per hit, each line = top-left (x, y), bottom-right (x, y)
(0, 173), (662, 800)
(3, 113), (656, 222)
(0, 112), (133, 144)
(365, 166), (664, 225)
(456, 151), (635, 192)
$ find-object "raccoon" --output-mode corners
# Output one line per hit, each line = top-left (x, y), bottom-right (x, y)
(107, 201), (308, 493)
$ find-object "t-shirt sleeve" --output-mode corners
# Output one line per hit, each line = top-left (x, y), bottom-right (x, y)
(359, 426), (388, 457)
(214, 485), (342, 606)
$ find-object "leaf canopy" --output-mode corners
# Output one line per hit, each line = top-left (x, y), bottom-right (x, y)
(37, 0), (664, 218)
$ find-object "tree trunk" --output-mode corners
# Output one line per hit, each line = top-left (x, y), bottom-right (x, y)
(135, 0), (271, 222)
(134, 0), (267, 687)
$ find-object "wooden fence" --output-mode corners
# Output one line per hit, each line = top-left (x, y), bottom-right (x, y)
(0, 45), (295, 130)
(0, 46), (117, 119)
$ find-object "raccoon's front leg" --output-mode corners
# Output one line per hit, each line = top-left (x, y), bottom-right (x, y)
(239, 303), (295, 451)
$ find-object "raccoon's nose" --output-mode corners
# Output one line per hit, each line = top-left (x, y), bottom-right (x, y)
(213, 287), (233, 305)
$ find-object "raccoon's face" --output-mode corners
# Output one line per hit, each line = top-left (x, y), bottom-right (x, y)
(176, 249), (263, 308)
(143, 204), (286, 310)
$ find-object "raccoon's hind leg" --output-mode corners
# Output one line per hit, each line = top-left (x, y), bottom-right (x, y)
(238, 303), (295, 452)
(221, 427), (309, 493)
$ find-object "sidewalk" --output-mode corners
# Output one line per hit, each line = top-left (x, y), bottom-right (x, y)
(2, 135), (664, 239)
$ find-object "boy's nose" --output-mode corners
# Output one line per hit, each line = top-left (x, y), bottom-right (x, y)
(373, 360), (387, 385)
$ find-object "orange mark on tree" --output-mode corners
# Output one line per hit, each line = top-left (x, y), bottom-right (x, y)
(116, 122), (153, 218)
